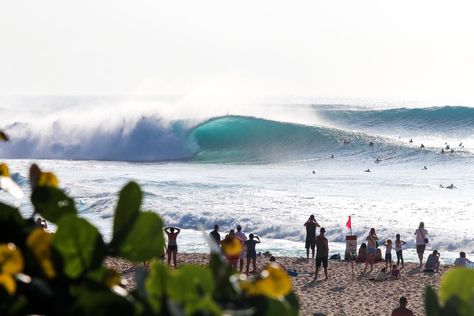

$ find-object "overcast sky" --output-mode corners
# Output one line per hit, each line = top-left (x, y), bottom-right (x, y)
(1, 0), (474, 103)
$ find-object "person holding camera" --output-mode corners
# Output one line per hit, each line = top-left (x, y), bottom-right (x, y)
(304, 215), (320, 259)
(415, 222), (428, 269)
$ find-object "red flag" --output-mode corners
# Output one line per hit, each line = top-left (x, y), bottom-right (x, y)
(346, 216), (352, 229)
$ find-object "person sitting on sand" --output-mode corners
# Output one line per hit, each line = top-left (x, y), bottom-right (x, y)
(35, 217), (48, 230)
(304, 215), (320, 259)
(415, 222), (428, 268)
(235, 225), (247, 272)
(315, 227), (329, 280)
(364, 228), (378, 272)
(268, 256), (287, 272)
(164, 226), (181, 269)
(383, 239), (393, 272)
(391, 265), (400, 280)
(374, 267), (386, 281)
(395, 234), (406, 268)
(424, 250), (440, 273)
(245, 234), (261, 275)
(454, 252), (472, 268)
(209, 224), (221, 247)
(391, 296), (414, 316)
(356, 243), (367, 263)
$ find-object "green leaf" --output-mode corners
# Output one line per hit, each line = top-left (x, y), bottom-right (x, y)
(116, 212), (164, 262)
(439, 268), (474, 308)
(167, 265), (215, 303)
(110, 182), (142, 249)
(0, 202), (25, 244)
(53, 215), (105, 278)
(145, 261), (169, 313)
(71, 283), (134, 316)
(185, 296), (222, 316)
(31, 186), (77, 223)
(425, 286), (440, 316)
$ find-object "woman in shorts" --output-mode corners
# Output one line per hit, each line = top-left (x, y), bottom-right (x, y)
(364, 228), (378, 272)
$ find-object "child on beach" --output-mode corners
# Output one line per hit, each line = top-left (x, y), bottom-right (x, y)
(373, 267), (386, 281)
(391, 265), (400, 280)
(395, 234), (406, 268)
(383, 239), (393, 272)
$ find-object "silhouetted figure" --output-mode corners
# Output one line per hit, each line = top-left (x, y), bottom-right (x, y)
(369, 141), (374, 146)
(420, 144), (425, 148)
(364, 169), (371, 172)
(409, 139), (413, 143)
(422, 166), (427, 170)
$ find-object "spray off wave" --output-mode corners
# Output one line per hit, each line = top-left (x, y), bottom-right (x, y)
(1, 102), (473, 162)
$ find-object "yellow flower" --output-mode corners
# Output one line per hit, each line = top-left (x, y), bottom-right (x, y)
(0, 273), (16, 295)
(0, 243), (24, 274)
(0, 163), (10, 177)
(26, 229), (56, 278)
(0, 243), (23, 295)
(104, 268), (121, 288)
(37, 172), (59, 188)
(241, 263), (292, 299)
(221, 236), (242, 257)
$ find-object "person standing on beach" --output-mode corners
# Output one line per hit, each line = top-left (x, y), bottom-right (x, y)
(245, 234), (261, 275)
(415, 222), (428, 268)
(315, 227), (329, 280)
(391, 297), (414, 316)
(164, 227), (181, 269)
(383, 239), (393, 272)
(235, 225), (247, 272)
(395, 234), (406, 268)
(364, 228), (378, 272)
(304, 215), (320, 259)
(210, 224), (221, 247)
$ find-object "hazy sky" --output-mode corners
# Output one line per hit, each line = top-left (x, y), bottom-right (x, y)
(2, 0), (474, 103)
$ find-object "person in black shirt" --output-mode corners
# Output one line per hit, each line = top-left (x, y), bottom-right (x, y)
(209, 224), (221, 247)
(315, 227), (329, 280)
(304, 215), (320, 259)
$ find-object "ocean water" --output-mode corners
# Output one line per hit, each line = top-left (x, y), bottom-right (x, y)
(1, 96), (474, 264)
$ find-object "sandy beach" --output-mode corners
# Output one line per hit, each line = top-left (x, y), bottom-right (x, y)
(106, 253), (445, 316)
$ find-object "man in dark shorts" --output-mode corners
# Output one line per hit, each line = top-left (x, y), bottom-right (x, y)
(304, 215), (320, 258)
(315, 227), (328, 280)
(244, 233), (261, 275)
(209, 224), (221, 247)
(391, 296), (414, 316)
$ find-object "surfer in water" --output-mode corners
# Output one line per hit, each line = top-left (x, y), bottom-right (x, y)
(422, 166), (427, 170)
(330, 154), (334, 159)
(440, 184), (456, 189)
(409, 139), (413, 143)
(441, 149), (445, 154)
(364, 169), (371, 172)
(420, 144), (425, 148)
(375, 157), (382, 163)
(369, 141), (374, 146)
(343, 140), (351, 144)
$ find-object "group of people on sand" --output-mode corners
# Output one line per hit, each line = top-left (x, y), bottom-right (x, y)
(209, 224), (262, 275)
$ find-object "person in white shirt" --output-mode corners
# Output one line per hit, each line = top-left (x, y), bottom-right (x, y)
(414, 222), (428, 269)
(454, 252), (472, 268)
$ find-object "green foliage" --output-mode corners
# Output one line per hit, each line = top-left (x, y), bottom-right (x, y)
(0, 164), (299, 316)
(52, 215), (105, 279)
(425, 268), (474, 316)
(31, 186), (77, 223)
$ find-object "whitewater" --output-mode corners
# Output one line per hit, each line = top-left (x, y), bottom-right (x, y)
(1, 96), (474, 263)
